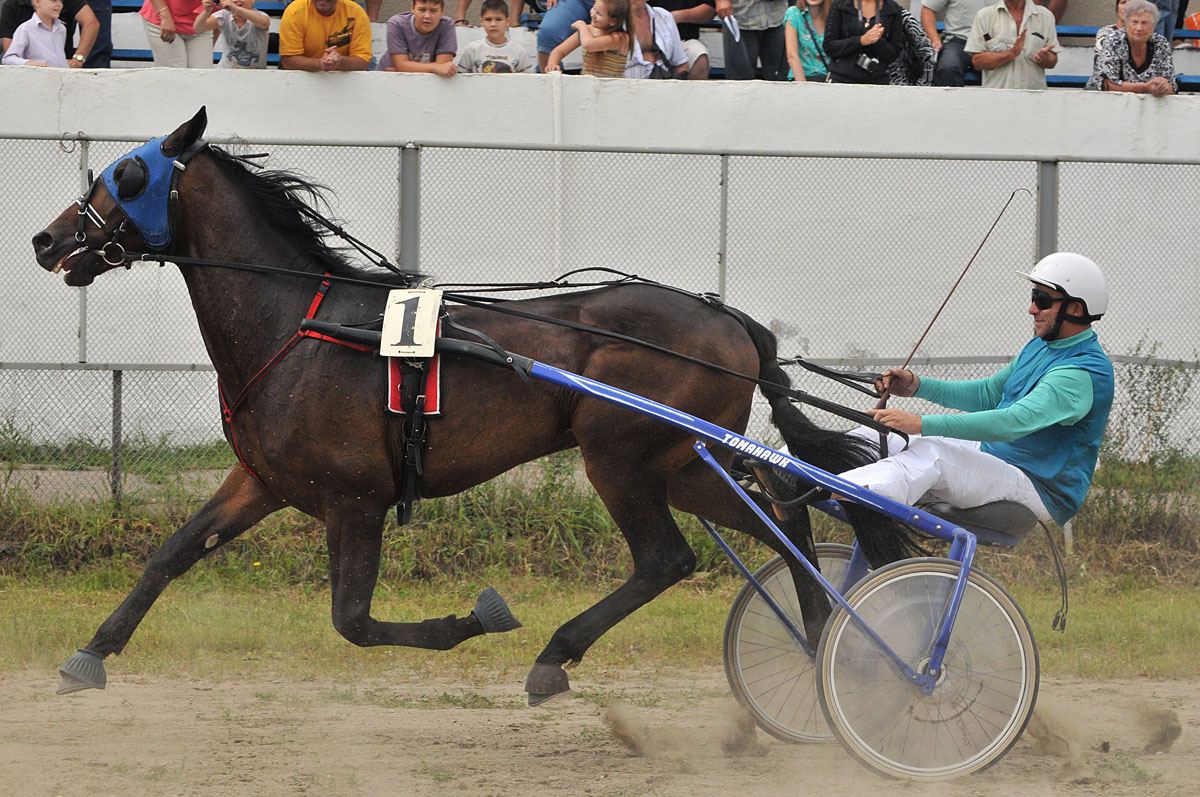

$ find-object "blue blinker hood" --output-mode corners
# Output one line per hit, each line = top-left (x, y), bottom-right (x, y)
(100, 135), (206, 251)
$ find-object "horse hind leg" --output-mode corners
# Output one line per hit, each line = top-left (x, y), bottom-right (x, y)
(58, 467), (284, 694)
(323, 504), (521, 652)
(667, 457), (833, 645)
(525, 462), (696, 706)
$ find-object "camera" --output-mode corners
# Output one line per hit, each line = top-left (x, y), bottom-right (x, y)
(855, 53), (881, 73)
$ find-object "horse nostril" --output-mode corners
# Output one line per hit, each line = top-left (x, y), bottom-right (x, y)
(32, 231), (54, 253)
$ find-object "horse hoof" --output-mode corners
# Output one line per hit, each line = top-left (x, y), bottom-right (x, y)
(473, 587), (523, 634)
(524, 662), (570, 706)
(57, 649), (107, 694)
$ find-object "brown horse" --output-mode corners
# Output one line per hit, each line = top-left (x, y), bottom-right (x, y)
(32, 109), (875, 703)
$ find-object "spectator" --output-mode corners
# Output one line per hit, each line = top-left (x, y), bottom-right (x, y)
(1151, 0), (1175, 39)
(2, 0), (67, 64)
(545, 0), (632, 76)
(721, 0), (787, 79)
(964, 0), (1057, 89)
(85, 0), (108, 65)
(194, 0), (269, 68)
(784, 0), (830, 82)
(1094, 0), (1129, 51)
(655, 0), (715, 79)
(1, 0), (100, 66)
(1088, 0), (1126, 83)
(537, 0), (594, 72)
(824, 0), (905, 84)
(920, 0), (988, 85)
(1183, 5), (1199, 45)
(457, 0), (535, 70)
(377, 0), (457, 74)
(455, 0), (546, 27)
(278, 0), (371, 71)
(627, 0), (687, 76)
(1039, 0), (1065, 20)
(888, 7), (934, 83)
(1087, 0), (1176, 94)
(139, 0), (212, 67)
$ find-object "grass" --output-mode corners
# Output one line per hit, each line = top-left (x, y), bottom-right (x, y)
(0, 570), (737, 682)
(2, 565), (1198, 683)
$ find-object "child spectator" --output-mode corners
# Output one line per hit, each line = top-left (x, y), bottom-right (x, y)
(378, 0), (457, 75)
(544, 0), (632, 76)
(195, 0), (269, 68)
(454, 0), (546, 27)
(457, 0), (535, 71)
(1, 0), (101, 67)
(2, 0), (68, 65)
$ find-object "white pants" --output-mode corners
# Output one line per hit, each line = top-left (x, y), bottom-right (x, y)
(143, 19), (213, 68)
(681, 38), (708, 70)
(837, 427), (1052, 521)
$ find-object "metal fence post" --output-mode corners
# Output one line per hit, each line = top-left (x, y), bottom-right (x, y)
(718, 154), (729, 300)
(400, 143), (421, 274)
(111, 369), (123, 506)
(78, 138), (90, 363)
(1036, 159), (1058, 260)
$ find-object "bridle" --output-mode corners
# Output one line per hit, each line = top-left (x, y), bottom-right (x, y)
(74, 173), (134, 268)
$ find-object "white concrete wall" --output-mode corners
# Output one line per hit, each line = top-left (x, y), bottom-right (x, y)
(2, 67), (1198, 162)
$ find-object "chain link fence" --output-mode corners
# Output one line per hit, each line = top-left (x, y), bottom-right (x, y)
(2, 137), (1196, 503)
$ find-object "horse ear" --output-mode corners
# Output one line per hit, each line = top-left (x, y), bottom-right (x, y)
(160, 107), (208, 157)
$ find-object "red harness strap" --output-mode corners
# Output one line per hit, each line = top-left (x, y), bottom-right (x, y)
(219, 277), (374, 485)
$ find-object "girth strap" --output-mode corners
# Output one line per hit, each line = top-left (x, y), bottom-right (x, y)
(394, 360), (431, 526)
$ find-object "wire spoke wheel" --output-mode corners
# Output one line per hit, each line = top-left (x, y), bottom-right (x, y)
(723, 544), (864, 743)
(816, 558), (1038, 780)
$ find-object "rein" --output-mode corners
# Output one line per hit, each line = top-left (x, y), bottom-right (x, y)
(72, 146), (894, 436)
(89, 235), (899, 435)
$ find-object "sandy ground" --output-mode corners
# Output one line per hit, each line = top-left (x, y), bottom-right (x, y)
(0, 669), (1195, 796)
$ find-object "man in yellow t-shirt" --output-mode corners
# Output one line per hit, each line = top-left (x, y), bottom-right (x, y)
(279, 0), (372, 71)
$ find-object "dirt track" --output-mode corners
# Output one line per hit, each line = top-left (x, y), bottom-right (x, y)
(1, 670), (1194, 796)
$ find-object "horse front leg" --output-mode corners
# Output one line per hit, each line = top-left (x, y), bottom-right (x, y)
(324, 505), (521, 651)
(58, 467), (283, 694)
(525, 471), (696, 706)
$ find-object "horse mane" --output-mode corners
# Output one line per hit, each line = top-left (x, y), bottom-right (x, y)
(204, 145), (416, 285)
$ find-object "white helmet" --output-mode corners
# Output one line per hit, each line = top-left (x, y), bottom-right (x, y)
(1018, 252), (1108, 321)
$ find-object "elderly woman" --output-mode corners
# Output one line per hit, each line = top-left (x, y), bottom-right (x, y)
(1087, 0), (1176, 95)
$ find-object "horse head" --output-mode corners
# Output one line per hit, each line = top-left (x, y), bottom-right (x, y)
(33, 107), (209, 287)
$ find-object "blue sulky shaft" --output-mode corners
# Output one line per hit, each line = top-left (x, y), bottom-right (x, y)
(526, 359), (975, 693)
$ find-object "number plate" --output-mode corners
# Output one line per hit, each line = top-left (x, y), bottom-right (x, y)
(380, 289), (442, 358)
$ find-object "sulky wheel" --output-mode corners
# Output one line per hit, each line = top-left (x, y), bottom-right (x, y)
(816, 558), (1038, 780)
(723, 543), (863, 743)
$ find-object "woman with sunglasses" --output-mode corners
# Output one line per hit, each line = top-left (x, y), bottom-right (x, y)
(759, 253), (1114, 568)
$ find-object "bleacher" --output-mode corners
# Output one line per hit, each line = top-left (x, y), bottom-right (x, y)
(105, 0), (1200, 89)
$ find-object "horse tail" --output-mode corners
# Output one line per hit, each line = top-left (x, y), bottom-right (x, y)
(737, 312), (929, 564)
(736, 312), (876, 475)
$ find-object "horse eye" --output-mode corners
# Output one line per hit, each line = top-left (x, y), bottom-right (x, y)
(114, 158), (148, 200)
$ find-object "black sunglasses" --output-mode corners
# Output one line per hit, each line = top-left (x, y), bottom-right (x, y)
(1031, 288), (1064, 311)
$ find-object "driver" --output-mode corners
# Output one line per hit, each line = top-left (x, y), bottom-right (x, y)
(766, 252), (1115, 567)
